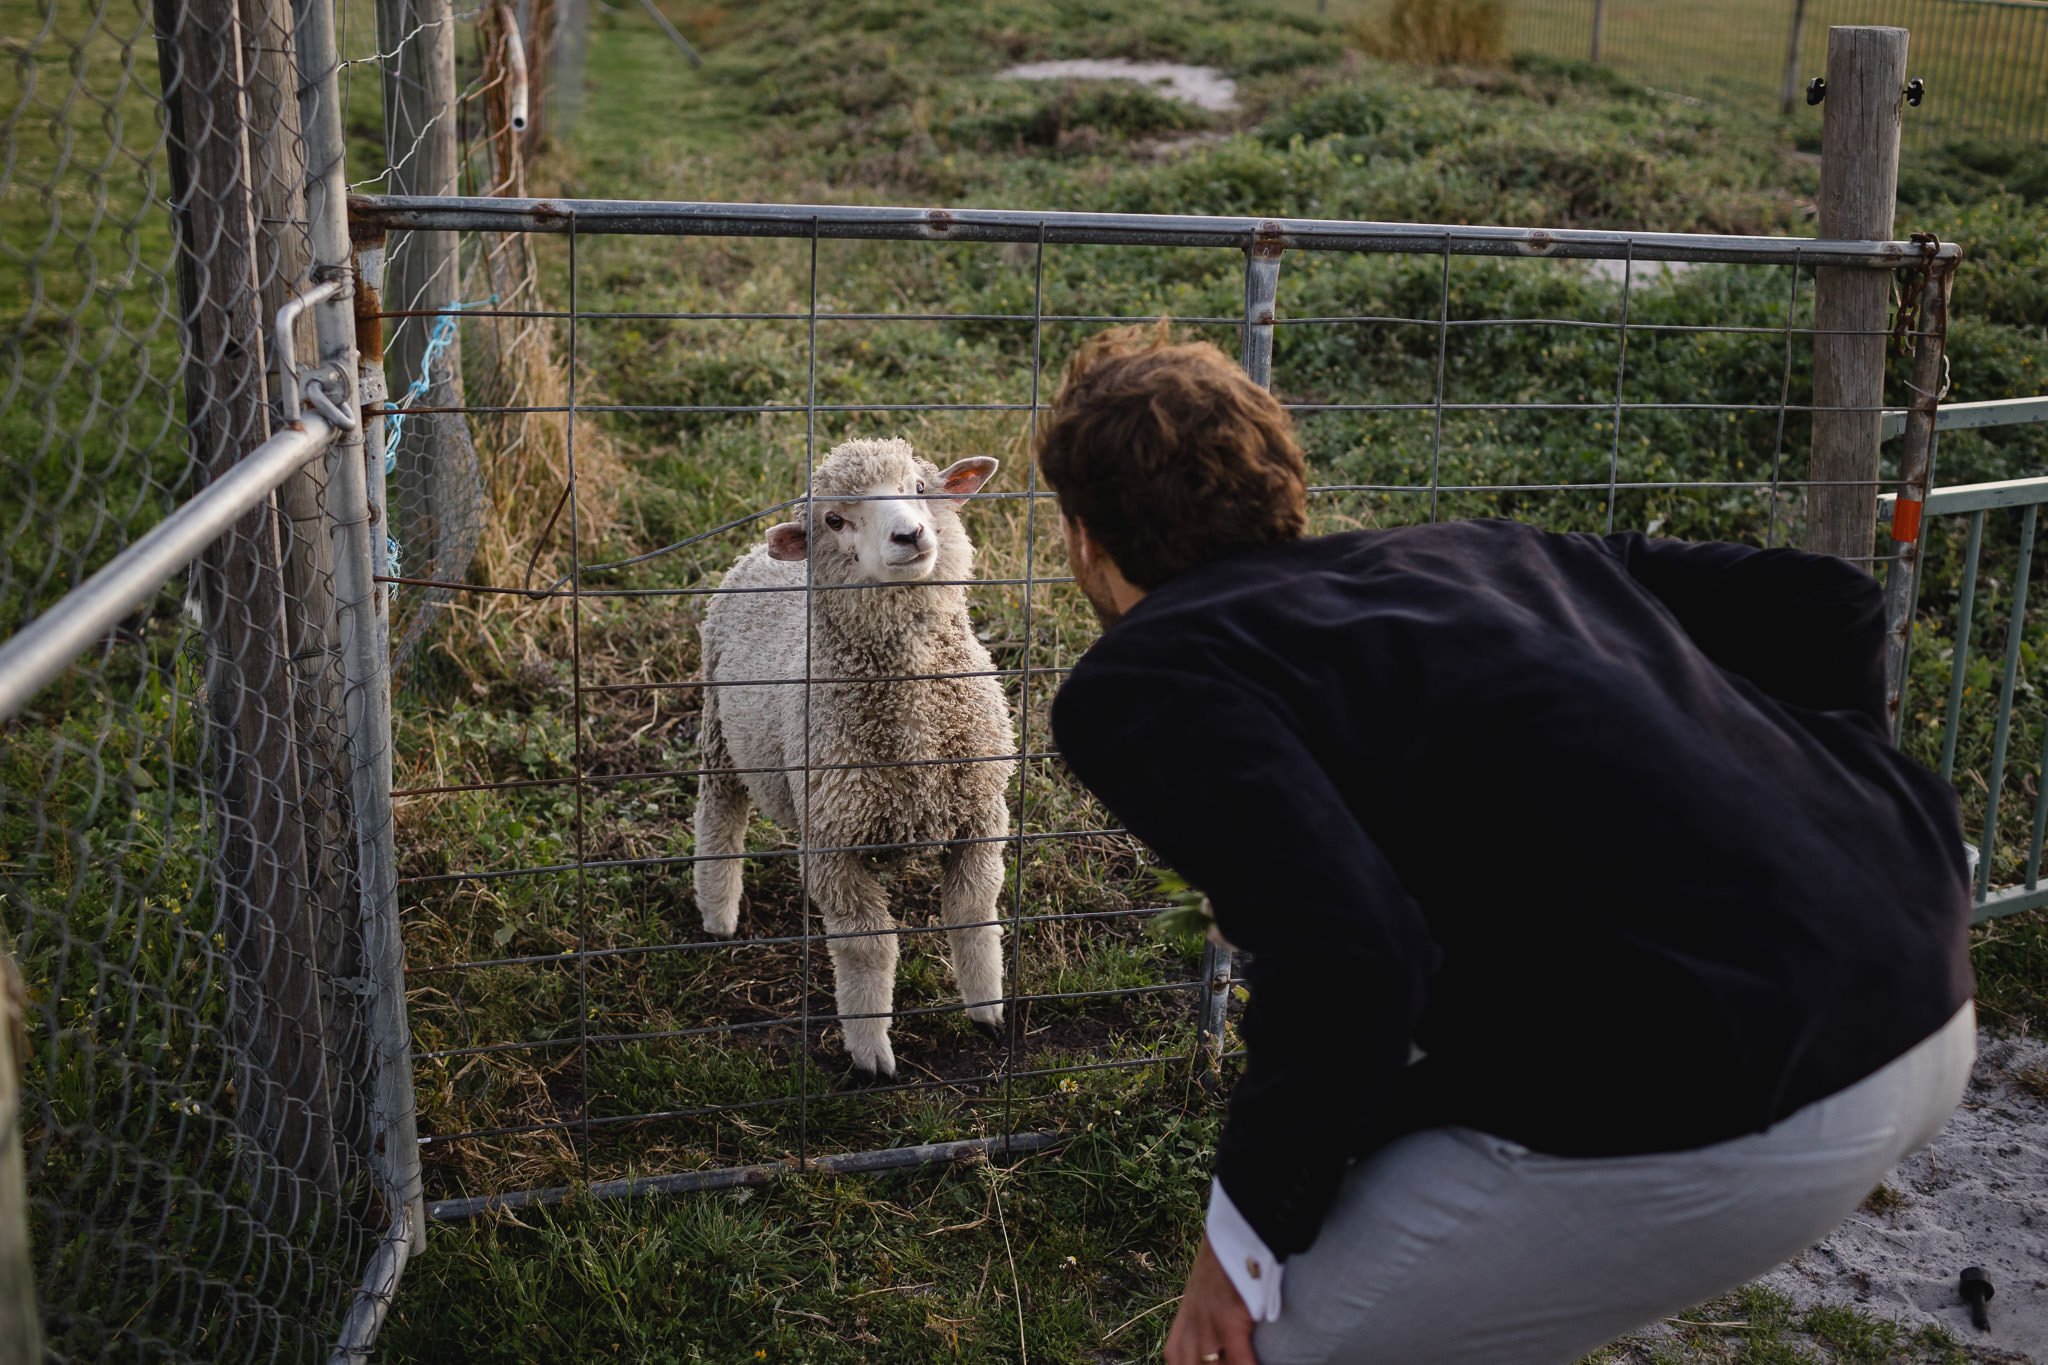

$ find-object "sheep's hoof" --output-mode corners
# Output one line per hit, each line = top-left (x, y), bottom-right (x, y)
(972, 1019), (1006, 1044)
(700, 915), (739, 940)
(845, 1036), (897, 1080)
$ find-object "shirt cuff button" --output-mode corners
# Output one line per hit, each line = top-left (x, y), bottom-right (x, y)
(1246, 1258), (1262, 1280)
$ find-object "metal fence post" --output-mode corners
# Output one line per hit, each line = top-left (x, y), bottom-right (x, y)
(1881, 263), (1955, 738)
(1196, 237), (1282, 1067)
(1806, 25), (1907, 564)
(156, 0), (343, 1218)
(297, 0), (426, 1349)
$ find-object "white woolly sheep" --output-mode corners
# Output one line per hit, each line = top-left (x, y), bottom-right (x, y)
(694, 438), (1016, 1077)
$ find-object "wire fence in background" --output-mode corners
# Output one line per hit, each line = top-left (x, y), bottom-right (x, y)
(346, 193), (1963, 1221)
(349, 0), (600, 674)
(1501, 0), (2048, 145)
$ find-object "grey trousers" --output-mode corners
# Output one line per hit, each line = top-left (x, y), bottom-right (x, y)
(1254, 1004), (1976, 1365)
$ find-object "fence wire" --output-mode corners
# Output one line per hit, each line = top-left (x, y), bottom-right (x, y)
(1499, 0), (2048, 145)
(0, 0), (492, 1356)
(349, 0), (593, 673)
(341, 194), (1963, 1221)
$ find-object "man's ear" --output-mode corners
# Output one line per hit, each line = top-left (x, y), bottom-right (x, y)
(937, 457), (999, 504)
(766, 521), (808, 561)
(1063, 513), (1094, 570)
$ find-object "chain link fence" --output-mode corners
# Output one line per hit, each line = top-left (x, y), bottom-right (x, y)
(0, 0), (577, 1353)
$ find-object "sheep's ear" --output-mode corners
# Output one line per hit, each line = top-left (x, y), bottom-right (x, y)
(938, 457), (999, 504)
(765, 522), (809, 561)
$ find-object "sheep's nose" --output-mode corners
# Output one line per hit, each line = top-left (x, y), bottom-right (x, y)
(891, 525), (925, 547)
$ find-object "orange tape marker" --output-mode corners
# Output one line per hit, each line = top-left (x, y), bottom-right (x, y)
(1892, 497), (1925, 546)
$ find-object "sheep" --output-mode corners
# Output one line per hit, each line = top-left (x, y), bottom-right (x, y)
(694, 438), (1016, 1077)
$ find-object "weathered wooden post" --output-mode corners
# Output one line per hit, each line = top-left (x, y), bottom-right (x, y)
(242, 0), (373, 1193)
(1779, 0), (1812, 116)
(1806, 25), (1908, 564)
(0, 949), (40, 1364)
(1590, 0), (1608, 63)
(154, 0), (342, 1214)
(376, 0), (474, 603)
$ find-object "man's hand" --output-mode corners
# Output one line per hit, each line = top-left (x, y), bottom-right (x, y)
(1164, 1234), (1257, 1364)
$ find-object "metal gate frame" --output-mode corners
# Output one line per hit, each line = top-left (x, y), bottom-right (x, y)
(1882, 395), (2048, 923)
(347, 193), (1960, 1226)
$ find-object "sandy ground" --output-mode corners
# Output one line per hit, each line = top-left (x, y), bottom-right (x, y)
(1756, 1029), (2048, 1360)
(998, 59), (1239, 112)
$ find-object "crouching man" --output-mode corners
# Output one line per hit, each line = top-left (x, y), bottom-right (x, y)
(1039, 324), (1974, 1365)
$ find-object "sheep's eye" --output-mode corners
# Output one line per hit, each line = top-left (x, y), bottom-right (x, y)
(824, 512), (846, 531)
(915, 480), (926, 495)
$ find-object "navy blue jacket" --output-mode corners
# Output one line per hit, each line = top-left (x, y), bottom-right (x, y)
(1050, 521), (1973, 1259)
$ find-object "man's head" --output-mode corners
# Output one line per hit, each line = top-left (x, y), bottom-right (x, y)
(1035, 322), (1307, 626)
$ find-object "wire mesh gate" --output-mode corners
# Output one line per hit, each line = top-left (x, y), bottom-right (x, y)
(343, 195), (1962, 1233)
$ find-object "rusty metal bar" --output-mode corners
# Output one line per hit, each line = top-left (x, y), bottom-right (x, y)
(425, 1132), (1064, 1222)
(348, 195), (1959, 268)
(1881, 266), (1955, 738)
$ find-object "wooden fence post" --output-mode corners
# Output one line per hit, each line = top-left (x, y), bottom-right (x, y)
(0, 950), (40, 1364)
(1590, 0), (1607, 63)
(1780, 0), (1811, 116)
(1806, 25), (1907, 564)
(377, 0), (474, 603)
(244, 0), (376, 1195)
(154, 0), (342, 1215)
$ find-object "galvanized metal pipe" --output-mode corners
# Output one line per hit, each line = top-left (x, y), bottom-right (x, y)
(498, 3), (528, 132)
(1937, 511), (1984, 784)
(299, 0), (424, 1349)
(1192, 246), (1282, 1070)
(0, 416), (336, 724)
(1975, 505), (2036, 903)
(1886, 474), (2048, 519)
(2025, 719), (2048, 891)
(328, 1227), (408, 1364)
(276, 280), (341, 424)
(347, 194), (1959, 269)
(1879, 394), (2048, 442)
(425, 1131), (1063, 1221)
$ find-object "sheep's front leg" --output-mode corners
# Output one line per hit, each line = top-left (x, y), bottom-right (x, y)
(941, 830), (1007, 1034)
(806, 850), (900, 1077)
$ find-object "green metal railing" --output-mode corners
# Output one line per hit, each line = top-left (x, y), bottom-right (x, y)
(1884, 395), (2048, 923)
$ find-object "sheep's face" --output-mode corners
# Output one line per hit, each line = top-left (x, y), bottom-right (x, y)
(766, 439), (997, 588)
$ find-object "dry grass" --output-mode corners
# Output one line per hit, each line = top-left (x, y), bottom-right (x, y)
(1352, 0), (1507, 68)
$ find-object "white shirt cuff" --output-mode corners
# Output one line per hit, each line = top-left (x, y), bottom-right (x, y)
(1205, 1176), (1284, 1322)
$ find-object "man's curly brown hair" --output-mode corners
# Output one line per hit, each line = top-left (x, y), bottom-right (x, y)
(1035, 322), (1307, 590)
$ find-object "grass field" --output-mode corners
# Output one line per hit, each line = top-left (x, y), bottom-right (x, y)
(360, 0), (2048, 1360)
(1301, 0), (2048, 145)
(6, 0), (2047, 1358)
